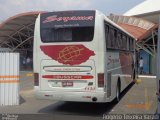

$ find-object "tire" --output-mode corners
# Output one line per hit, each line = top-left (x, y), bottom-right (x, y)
(114, 83), (120, 103)
(133, 69), (136, 83)
(133, 69), (135, 79)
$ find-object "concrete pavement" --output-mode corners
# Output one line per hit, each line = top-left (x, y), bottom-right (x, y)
(0, 72), (158, 120)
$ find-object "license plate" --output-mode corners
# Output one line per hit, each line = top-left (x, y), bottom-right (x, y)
(62, 81), (73, 87)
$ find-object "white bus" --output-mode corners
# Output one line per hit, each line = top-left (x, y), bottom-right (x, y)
(34, 10), (137, 103)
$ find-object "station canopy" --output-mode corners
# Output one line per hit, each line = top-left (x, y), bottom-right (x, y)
(0, 11), (44, 53)
(121, 0), (160, 56)
(124, 0), (160, 24)
(108, 14), (158, 56)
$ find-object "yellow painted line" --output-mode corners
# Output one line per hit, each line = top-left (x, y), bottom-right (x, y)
(126, 104), (146, 109)
(0, 80), (19, 83)
(144, 88), (152, 110)
(0, 75), (19, 78)
(126, 88), (152, 110)
(126, 103), (152, 110)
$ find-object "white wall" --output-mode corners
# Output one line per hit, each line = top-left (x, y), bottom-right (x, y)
(0, 52), (19, 106)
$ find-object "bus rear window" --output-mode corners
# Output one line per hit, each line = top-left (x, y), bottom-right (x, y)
(41, 27), (94, 42)
(40, 10), (95, 42)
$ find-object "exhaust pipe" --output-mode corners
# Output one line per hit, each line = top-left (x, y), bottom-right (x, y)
(92, 97), (97, 102)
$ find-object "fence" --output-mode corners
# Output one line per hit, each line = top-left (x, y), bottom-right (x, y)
(0, 52), (20, 106)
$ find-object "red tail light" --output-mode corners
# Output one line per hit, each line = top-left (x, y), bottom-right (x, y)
(34, 73), (39, 86)
(98, 73), (104, 87)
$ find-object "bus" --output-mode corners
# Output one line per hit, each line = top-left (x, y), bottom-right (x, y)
(34, 10), (137, 103)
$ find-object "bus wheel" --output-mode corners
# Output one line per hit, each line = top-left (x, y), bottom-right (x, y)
(114, 83), (120, 103)
(133, 69), (136, 82)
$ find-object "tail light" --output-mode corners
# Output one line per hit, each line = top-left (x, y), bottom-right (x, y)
(34, 73), (39, 86)
(98, 73), (104, 87)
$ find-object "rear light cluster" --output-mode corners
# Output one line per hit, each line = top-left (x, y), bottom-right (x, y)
(98, 73), (104, 87)
(34, 73), (39, 86)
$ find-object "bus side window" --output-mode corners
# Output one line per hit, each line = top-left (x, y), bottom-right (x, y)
(132, 38), (135, 50)
(114, 29), (117, 49)
(126, 37), (130, 51)
(122, 35), (127, 50)
(105, 25), (109, 49)
(109, 28), (115, 48)
(129, 38), (133, 51)
(117, 32), (122, 49)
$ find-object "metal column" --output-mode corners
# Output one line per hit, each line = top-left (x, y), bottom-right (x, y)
(156, 16), (160, 113)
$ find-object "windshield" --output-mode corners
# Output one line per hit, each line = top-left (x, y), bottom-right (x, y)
(40, 10), (95, 42)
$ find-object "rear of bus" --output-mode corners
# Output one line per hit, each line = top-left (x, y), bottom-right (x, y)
(34, 10), (106, 102)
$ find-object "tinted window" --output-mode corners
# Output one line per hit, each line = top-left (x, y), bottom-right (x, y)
(40, 11), (95, 42)
(105, 21), (135, 52)
(41, 27), (94, 42)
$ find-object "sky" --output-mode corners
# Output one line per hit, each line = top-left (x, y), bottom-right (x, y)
(0, 0), (144, 22)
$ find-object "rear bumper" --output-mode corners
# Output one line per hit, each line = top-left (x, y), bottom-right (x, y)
(34, 87), (110, 103)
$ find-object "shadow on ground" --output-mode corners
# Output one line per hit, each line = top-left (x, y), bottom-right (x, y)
(20, 95), (26, 104)
(38, 83), (134, 116)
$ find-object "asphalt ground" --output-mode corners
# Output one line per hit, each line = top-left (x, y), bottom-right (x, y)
(0, 72), (158, 120)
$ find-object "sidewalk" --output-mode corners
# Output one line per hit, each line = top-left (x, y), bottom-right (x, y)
(138, 75), (156, 78)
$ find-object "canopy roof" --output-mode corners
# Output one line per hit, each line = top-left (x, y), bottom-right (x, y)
(108, 15), (158, 41)
(124, 0), (160, 24)
(108, 14), (158, 56)
(124, 0), (160, 16)
(0, 11), (44, 52)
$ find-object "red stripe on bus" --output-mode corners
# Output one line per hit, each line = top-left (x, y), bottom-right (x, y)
(42, 75), (93, 80)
